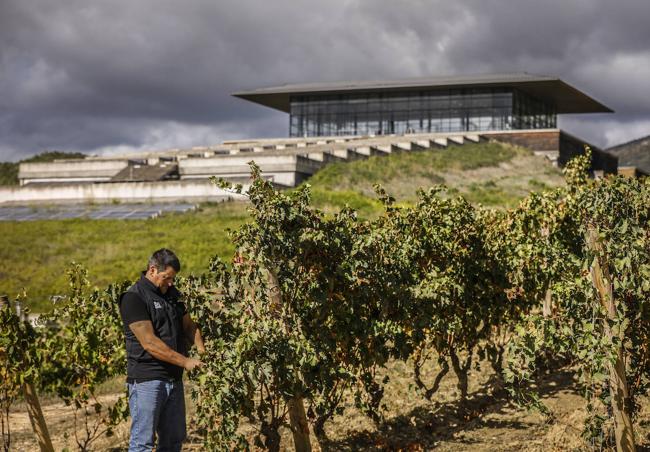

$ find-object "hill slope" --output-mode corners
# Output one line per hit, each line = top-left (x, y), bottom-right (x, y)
(0, 203), (248, 311)
(606, 134), (650, 175)
(307, 141), (565, 214)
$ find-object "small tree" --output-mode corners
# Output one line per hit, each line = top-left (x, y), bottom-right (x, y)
(0, 294), (53, 452)
(39, 265), (130, 451)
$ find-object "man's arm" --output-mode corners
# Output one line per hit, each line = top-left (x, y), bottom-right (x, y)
(129, 320), (203, 371)
(182, 313), (206, 354)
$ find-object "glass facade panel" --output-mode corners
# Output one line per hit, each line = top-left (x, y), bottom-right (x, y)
(289, 88), (556, 137)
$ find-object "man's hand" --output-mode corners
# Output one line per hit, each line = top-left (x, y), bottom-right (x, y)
(184, 357), (204, 371)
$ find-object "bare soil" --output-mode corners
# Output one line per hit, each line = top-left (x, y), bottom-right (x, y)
(8, 359), (650, 451)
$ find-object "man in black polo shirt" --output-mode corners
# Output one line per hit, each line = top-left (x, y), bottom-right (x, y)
(119, 248), (204, 452)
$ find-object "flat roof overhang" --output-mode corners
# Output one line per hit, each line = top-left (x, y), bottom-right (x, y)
(233, 72), (613, 114)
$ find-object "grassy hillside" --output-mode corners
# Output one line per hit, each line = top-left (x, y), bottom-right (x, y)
(0, 141), (565, 311)
(0, 203), (247, 311)
(306, 141), (565, 211)
(0, 151), (87, 185)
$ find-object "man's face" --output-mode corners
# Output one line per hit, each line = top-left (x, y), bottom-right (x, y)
(148, 265), (177, 294)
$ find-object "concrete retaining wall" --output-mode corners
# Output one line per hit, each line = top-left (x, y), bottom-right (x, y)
(0, 180), (247, 205)
(178, 154), (320, 186)
(19, 160), (129, 185)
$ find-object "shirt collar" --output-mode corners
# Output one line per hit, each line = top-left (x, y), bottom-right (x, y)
(139, 271), (163, 296)
(139, 271), (180, 301)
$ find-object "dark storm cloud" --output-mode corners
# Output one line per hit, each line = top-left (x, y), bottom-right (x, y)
(1, 0), (649, 160)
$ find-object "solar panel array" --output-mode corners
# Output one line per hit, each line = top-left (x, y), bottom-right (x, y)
(0, 204), (197, 222)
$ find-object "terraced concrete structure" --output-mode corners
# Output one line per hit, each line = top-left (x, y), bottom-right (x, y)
(10, 131), (617, 205)
(18, 133), (488, 187)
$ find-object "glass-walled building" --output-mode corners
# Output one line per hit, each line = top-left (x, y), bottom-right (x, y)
(289, 88), (557, 137)
(234, 73), (611, 138)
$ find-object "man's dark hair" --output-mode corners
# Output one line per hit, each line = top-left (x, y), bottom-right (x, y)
(148, 248), (181, 272)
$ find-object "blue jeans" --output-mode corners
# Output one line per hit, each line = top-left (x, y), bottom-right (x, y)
(127, 379), (186, 452)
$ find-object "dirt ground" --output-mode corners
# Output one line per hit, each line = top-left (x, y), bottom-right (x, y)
(7, 358), (650, 451)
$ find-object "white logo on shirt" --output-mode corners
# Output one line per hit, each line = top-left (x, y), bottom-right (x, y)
(153, 301), (162, 309)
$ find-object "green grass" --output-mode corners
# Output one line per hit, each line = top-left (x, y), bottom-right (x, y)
(464, 181), (523, 207)
(309, 188), (383, 218)
(0, 202), (248, 312)
(308, 141), (519, 194)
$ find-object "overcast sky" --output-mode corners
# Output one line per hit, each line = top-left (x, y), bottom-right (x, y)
(1, 0), (649, 161)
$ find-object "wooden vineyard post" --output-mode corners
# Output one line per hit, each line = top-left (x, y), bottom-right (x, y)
(22, 384), (54, 452)
(266, 270), (312, 452)
(12, 297), (54, 452)
(587, 229), (636, 452)
(287, 396), (312, 452)
(540, 228), (553, 319)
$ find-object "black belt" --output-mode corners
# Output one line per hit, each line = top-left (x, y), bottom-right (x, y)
(126, 377), (182, 384)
